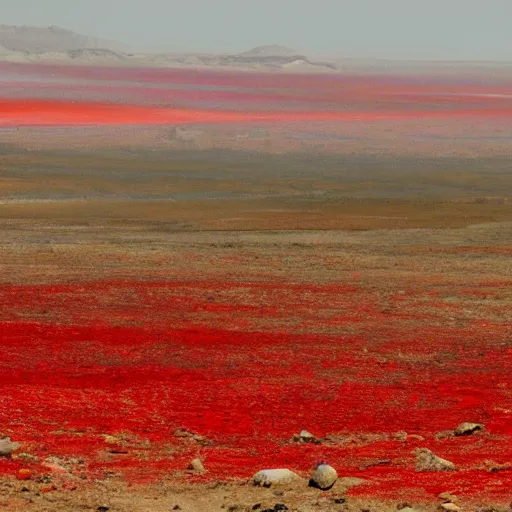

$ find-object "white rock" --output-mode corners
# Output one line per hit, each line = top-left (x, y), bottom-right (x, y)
(414, 449), (456, 472)
(252, 468), (302, 487)
(0, 437), (20, 457)
(438, 492), (459, 503)
(188, 458), (206, 473)
(454, 422), (484, 436)
(309, 463), (338, 490)
(292, 430), (321, 444)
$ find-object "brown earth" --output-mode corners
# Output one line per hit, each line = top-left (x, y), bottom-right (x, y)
(0, 146), (511, 511)
(0, 148), (511, 232)
(0, 477), (485, 512)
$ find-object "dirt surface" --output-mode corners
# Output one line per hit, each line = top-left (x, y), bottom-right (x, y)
(0, 149), (511, 232)
(0, 221), (511, 511)
(3, 477), (498, 512)
(1, 67), (511, 511)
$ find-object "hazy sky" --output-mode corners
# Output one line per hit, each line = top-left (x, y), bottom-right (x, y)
(3, 0), (512, 60)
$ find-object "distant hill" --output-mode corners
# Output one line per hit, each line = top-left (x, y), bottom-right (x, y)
(209, 44), (337, 71)
(0, 25), (130, 54)
(239, 45), (300, 58)
(0, 26), (337, 72)
(67, 48), (126, 61)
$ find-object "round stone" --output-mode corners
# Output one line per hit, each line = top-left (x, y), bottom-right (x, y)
(309, 463), (337, 490)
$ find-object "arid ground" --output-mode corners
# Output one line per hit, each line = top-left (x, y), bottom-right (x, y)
(0, 63), (511, 511)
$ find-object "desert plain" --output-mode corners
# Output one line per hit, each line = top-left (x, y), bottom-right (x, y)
(0, 59), (511, 512)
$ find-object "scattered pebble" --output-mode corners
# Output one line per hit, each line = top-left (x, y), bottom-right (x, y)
(394, 431), (408, 442)
(292, 430), (322, 444)
(414, 449), (456, 472)
(358, 458), (391, 470)
(102, 435), (121, 445)
(439, 504), (461, 511)
(173, 428), (211, 445)
(309, 463), (338, 490)
(398, 507), (428, 512)
(480, 460), (512, 472)
(0, 437), (20, 457)
(474, 508), (511, 512)
(261, 505), (288, 512)
(41, 485), (57, 493)
(438, 492), (459, 504)
(252, 469), (302, 487)
(435, 430), (455, 441)
(188, 458), (206, 473)
(16, 469), (32, 481)
(454, 422), (484, 436)
(42, 458), (68, 474)
(16, 452), (38, 463)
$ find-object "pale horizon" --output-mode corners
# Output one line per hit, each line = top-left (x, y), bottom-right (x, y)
(3, 0), (512, 61)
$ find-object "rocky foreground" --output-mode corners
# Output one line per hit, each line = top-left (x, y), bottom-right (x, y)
(1, 424), (510, 511)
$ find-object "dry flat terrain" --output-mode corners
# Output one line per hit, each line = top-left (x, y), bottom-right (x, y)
(0, 147), (511, 512)
(0, 63), (511, 511)
(0, 149), (511, 231)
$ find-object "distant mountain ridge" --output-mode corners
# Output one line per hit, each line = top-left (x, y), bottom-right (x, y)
(0, 25), (337, 72)
(0, 25), (131, 54)
(211, 44), (336, 71)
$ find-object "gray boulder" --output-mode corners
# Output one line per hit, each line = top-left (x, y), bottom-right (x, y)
(252, 469), (302, 487)
(454, 422), (484, 436)
(0, 437), (20, 457)
(309, 463), (338, 490)
(292, 430), (322, 444)
(414, 449), (456, 472)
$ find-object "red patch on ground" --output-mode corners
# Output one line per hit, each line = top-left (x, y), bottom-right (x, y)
(1, 98), (512, 127)
(0, 280), (510, 502)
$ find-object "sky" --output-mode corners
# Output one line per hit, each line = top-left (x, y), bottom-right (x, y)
(3, 0), (512, 60)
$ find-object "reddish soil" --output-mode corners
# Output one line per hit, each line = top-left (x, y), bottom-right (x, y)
(2, 62), (512, 126)
(0, 279), (510, 503)
(1, 63), (511, 510)
(2, 98), (512, 127)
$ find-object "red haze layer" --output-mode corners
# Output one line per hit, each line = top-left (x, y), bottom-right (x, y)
(1, 99), (512, 127)
(2, 62), (512, 126)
